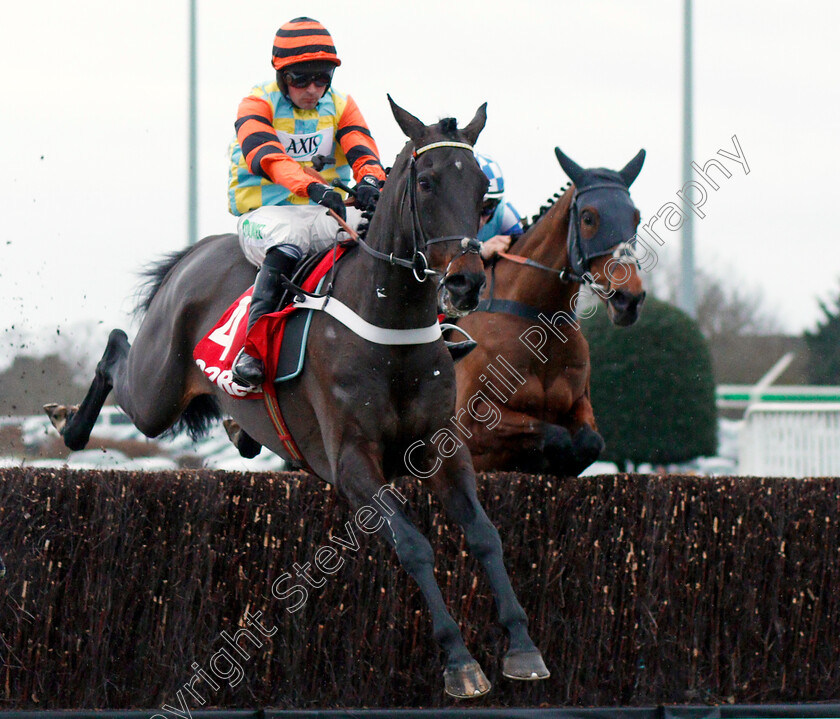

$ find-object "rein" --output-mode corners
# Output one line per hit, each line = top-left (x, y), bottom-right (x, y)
(496, 251), (584, 284)
(493, 250), (613, 297)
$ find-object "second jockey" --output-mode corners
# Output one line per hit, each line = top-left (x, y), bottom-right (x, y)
(475, 154), (524, 261)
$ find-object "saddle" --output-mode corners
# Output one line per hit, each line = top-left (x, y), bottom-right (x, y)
(193, 245), (351, 399)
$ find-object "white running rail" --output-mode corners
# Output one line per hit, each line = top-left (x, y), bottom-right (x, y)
(739, 402), (840, 477)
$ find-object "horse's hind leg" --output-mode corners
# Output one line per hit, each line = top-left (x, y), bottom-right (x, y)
(335, 444), (490, 698)
(45, 329), (130, 451)
(431, 449), (550, 682)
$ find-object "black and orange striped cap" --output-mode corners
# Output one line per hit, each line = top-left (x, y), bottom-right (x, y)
(272, 17), (341, 71)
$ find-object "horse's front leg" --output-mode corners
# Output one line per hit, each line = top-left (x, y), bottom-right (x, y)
(557, 382), (605, 476)
(335, 441), (491, 699)
(461, 404), (549, 473)
(429, 448), (550, 682)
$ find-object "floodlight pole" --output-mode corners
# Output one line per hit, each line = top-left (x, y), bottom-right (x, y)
(187, 0), (198, 246)
(679, 0), (696, 317)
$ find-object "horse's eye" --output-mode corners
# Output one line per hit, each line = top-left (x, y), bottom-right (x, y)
(417, 175), (433, 192)
(581, 211), (595, 226)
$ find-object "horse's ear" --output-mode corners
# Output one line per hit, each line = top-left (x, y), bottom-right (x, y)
(619, 149), (646, 187)
(388, 94), (426, 143)
(461, 103), (487, 146)
(555, 148), (585, 186)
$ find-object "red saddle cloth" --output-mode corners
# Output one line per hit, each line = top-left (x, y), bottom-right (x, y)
(193, 246), (349, 400)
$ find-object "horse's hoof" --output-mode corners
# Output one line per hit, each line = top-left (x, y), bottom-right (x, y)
(223, 418), (243, 444)
(43, 403), (77, 435)
(502, 650), (550, 681)
(443, 661), (491, 699)
(223, 419), (262, 459)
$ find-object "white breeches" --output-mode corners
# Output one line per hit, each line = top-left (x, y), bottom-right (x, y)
(237, 204), (363, 267)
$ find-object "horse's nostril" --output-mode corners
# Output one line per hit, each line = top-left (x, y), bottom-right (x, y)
(445, 272), (485, 298)
(611, 291), (628, 312)
(611, 289), (643, 313)
(445, 276), (468, 294)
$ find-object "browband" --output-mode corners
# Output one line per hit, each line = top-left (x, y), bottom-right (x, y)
(413, 141), (474, 157)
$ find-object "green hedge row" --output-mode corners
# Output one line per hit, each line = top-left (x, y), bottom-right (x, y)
(1, 468), (839, 709)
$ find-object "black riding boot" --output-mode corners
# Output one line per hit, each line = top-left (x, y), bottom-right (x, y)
(232, 245), (302, 388)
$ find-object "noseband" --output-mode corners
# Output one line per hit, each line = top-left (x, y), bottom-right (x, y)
(355, 140), (482, 284)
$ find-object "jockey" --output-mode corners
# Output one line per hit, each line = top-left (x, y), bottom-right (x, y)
(475, 154), (524, 261)
(229, 17), (387, 388)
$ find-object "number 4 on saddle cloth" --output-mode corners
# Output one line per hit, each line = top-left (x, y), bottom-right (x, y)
(193, 246), (351, 401)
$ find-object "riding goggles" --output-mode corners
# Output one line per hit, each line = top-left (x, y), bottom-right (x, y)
(282, 69), (334, 89)
(481, 199), (500, 217)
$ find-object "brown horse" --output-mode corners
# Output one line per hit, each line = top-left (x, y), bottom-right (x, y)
(44, 99), (549, 698)
(453, 148), (649, 477)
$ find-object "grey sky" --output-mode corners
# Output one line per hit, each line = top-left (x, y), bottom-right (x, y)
(2, 0), (838, 367)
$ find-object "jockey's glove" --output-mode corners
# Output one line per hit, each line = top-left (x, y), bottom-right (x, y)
(307, 182), (346, 222)
(354, 175), (381, 211)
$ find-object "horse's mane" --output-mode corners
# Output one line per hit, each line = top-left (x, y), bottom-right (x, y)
(134, 243), (204, 317)
(523, 182), (572, 231)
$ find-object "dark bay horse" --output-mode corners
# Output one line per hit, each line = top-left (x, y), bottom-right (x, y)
(453, 148), (649, 477)
(44, 99), (548, 698)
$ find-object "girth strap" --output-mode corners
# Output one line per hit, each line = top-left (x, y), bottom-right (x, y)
(263, 389), (307, 466)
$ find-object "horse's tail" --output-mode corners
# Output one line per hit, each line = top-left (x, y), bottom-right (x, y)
(134, 244), (203, 316)
(168, 394), (222, 442)
(134, 242), (223, 441)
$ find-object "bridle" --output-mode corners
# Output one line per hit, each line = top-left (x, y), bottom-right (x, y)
(293, 139), (484, 339)
(496, 181), (641, 295)
(354, 140), (482, 284)
(566, 182), (640, 283)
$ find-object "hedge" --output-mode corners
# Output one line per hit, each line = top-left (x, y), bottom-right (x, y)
(1, 468), (839, 709)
